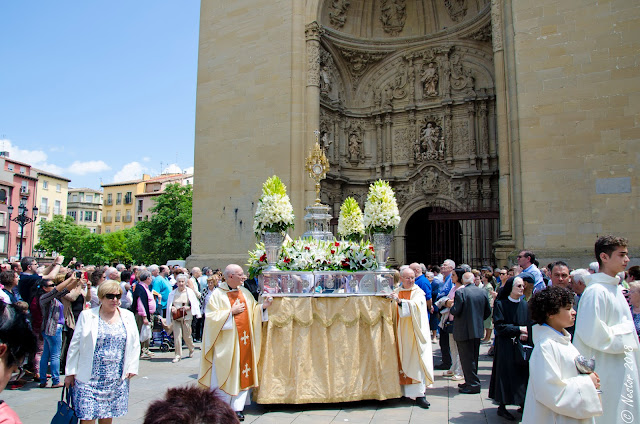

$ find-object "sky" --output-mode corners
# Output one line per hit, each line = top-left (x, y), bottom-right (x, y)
(0, 1), (201, 189)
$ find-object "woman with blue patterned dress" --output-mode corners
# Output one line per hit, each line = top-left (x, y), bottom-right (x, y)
(65, 280), (140, 424)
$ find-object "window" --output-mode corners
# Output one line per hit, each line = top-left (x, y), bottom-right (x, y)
(114, 226), (120, 231)
(71, 194), (78, 202)
(56, 184), (61, 192)
(68, 211), (77, 220)
(115, 210), (121, 222)
(116, 192), (122, 205)
(107, 193), (112, 205)
(138, 216), (142, 222)
(0, 212), (5, 227)
(86, 194), (93, 203)
(0, 234), (6, 253)
(79, 210), (83, 221)
(7, 164), (13, 171)
(20, 181), (28, 194)
(54, 200), (61, 215)
(137, 199), (143, 213)
(94, 212), (97, 222)
(105, 227), (111, 233)
(0, 189), (6, 205)
(19, 167), (25, 174)
(85, 211), (92, 221)
(43, 181), (48, 189)
(124, 192), (132, 204)
(41, 198), (48, 213)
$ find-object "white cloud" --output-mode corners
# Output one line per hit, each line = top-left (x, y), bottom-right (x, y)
(142, 156), (151, 162)
(67, 160), (111, 176)
(49, 146), (65, 153)
(184, 166), (194, 174)
(113, 162), (148, 182)
(162, 163), (182, 174)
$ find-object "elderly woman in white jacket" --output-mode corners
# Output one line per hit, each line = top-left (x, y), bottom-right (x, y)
(522, 286), (602, 424)
(166, 274), (201, 363)
(64, 280), (140, 424)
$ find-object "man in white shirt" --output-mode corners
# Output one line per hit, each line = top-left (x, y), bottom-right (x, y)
(516, 250), (544, 293)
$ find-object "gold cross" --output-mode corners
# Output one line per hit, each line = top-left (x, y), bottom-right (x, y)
(241, 331), (249, 346)
(242, 363), (251, 378)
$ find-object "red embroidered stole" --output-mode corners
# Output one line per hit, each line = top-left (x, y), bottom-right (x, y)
(227, 290), (255, 389)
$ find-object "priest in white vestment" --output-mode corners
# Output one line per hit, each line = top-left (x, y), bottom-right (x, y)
(198, 264), (272, 422)
(573, 236), (640, 424)
(389, 267), (434, 409)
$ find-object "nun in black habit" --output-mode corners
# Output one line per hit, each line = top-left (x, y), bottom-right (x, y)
(488, 276), (532, 421)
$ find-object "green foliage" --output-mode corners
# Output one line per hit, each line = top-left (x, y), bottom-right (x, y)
(262, 175), (287, 196)
(35, 183), (192, 265)
(137, 183), (192, 264)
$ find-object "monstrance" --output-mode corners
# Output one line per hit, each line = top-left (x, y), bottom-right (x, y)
(302, 130), (334, 241)
(305, 130), (330, 205)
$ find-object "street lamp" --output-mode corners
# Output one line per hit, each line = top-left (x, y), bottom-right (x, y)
(8, 197), (38, 260)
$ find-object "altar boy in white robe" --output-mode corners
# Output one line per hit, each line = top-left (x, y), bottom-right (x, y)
(574, 235), (640, 424)
(389, 267), (434, 409)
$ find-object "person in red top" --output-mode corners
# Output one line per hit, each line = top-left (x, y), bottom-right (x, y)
(0, 302), (38, 423)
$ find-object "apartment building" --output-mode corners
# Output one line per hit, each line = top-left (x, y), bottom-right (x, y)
(67, 188), (103, 233)
(101, 175), (149, 233)
(135, 173), (193, 222)
(33, 169), (71, 246)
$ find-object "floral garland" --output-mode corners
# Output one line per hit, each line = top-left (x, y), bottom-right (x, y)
(337, 197), (365, 241)
(247, 239), (376, 278)
(253, 175), (295, 236)
(363, 179), (401, 234)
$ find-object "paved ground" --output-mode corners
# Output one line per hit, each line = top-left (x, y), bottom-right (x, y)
(4, 339), (521, 423)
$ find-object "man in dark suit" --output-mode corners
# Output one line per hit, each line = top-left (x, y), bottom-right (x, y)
(447, 271), (491, 394)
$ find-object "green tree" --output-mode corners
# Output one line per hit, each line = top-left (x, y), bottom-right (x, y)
(137, 183), (192, 264)
(76, 232), (109, 265)
(35, 215), (77, 253)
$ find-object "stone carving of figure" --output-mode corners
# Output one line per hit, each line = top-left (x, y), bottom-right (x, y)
(320, 132), (333, 152)
(348, 133), (361, 161)
(380, 0), (407, 35)
(420, 123), (437, 152)
(384, 84), (394, 108)
(417, 122), (442, 161)
(320, 65), (331, 94)
(329, 0), (350, 28)
(421, 62), (438, 97)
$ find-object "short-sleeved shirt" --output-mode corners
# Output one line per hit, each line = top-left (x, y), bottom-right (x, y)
(151, 276), (171, 310)
(137, 283), (157, 317)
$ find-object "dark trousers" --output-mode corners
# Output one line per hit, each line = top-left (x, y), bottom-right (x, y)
(439, 327), (452, 368)
(457, 338), (481, 388)
(192, 316), (204, 341)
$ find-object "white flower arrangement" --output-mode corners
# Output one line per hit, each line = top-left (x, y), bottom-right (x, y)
(363, 179), (401, 234)
(337, 197), (365, 240)
(247, 239), (377, 276)
(253, 175), (295, 236)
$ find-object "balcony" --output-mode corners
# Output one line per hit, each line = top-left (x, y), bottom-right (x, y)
(105, 199), (113, 206)
(124, 197), (133, 205)
(53, 208), (61, 215)
(103, 217), (112, 223)
(19, 188), (30, 197)
(115, 216), (121, 222)
(123, 216), (132, 223)
(40, 206), (50, 214)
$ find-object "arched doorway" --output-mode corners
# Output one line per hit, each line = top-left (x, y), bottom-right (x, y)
(405, 207), (462, 267)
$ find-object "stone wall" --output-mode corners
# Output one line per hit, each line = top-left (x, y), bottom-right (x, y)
(509, 0), (639, 265)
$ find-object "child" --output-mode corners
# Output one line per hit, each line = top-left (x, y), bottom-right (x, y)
(522, 286), (602, 423)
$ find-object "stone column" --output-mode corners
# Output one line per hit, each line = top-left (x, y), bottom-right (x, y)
(467, 102), (477, 168)
(384, 113), (393, 172)
(443, 104), (453, 164)
(478, 101), (489, 167)
(491, 0), (516, 264)
(375, 115), (383, 177)
(305, 21), (324, 205)
(407, 109), (416, 167)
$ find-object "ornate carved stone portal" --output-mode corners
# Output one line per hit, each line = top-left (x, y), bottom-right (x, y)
(317, 0), (497, 266)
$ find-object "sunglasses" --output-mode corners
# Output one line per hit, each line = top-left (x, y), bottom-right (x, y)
(43, 283), (55, 288)
(104, 293), (122, 300)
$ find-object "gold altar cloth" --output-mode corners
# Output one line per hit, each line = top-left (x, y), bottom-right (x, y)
(255, 296), (402, 404)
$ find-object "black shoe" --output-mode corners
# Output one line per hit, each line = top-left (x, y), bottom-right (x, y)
(416, 396), (430, 409)
(38, 382), (47, 388)
(497, 407), (515, 421)
(434, 363), (451, 370)
(235, 411), (245, 421)
(458, 386), (480, 394)
(458, 383), (469, 388)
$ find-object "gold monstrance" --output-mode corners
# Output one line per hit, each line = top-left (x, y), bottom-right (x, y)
(305, 130), (330, 204)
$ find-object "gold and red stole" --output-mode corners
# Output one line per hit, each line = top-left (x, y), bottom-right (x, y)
(227, 289), (255, 390)
(397, 289), (420, 385)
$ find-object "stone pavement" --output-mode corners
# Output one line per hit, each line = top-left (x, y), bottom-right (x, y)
(4, 339), (520, 423)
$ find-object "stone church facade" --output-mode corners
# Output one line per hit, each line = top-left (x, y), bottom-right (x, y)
(189, 0), (639, 270)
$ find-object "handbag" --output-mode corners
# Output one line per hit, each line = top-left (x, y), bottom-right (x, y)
(442, 319), (454, 334)
(51, 386), (78, 424)
(172, 307), (186, 321)
(513, 337), (533, 366)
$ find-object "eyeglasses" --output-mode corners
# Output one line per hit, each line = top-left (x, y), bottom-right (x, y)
(104, 293), (122, 300)
(499, 272), (507, 275)
(43, 283), (55, 288)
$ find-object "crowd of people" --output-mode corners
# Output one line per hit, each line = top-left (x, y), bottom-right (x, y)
(0, 234), (637, 423)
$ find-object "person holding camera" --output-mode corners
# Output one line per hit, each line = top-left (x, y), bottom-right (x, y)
(38, 272), (81, 388)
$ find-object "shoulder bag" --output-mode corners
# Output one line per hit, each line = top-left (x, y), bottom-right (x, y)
(51, 386), (78, 424)
(512, 337), (533, 366)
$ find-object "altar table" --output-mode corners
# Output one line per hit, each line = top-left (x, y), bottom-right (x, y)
(255, 296), (402, 404)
